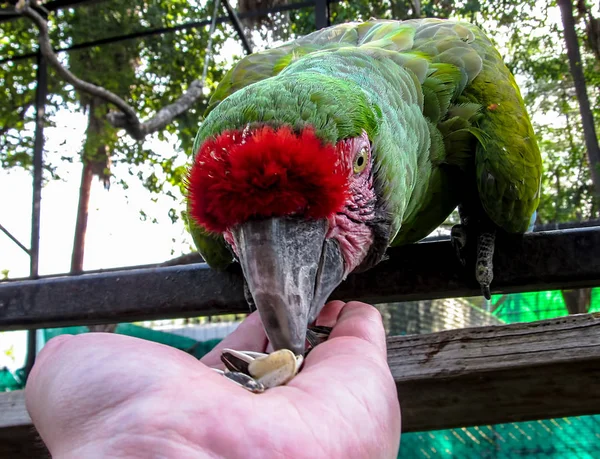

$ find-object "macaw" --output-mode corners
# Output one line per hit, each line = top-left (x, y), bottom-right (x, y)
(185, 18), (542, 361)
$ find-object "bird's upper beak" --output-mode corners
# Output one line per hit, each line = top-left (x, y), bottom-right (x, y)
(231, 217), (345, 355)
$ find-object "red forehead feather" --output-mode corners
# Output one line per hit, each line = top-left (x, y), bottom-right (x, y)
(187, 126), (350, 233)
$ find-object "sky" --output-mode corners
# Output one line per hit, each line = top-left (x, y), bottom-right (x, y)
(1, 112), (193, 279)
(0, 109), (199, 371)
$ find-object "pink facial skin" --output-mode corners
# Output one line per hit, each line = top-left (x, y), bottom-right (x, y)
(327, 130), (376, 276)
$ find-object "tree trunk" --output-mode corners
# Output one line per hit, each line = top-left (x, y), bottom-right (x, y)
(558, 0), (600, 197)
(562, 288), (593, 315)
(70, 97), (109, 273)
(576, 0), (600, 65)
(70, 161), (93, 273)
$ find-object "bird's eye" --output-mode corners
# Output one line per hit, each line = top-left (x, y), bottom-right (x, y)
(353, 147), (369, 174)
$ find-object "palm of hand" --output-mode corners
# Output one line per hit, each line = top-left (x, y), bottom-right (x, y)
(26, 302), (401, 458)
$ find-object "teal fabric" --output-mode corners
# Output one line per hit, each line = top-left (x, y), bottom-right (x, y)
(42, 324), (221, 359)
(0, 367), (23, 391)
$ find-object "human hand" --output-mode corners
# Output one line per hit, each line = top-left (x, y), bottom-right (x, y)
(26, 301), (401, 458)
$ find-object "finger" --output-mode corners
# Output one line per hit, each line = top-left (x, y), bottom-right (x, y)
(315, 300), (346, 328)
(25, 333), (212, 453)
(200, 311), (268, 367)
(287, 302), (400, 451)
(300, 301), (388, 373)
(328, 301), (387, 356)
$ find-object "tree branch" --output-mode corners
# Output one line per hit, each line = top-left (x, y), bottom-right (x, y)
(16, 0), (221, 141)
(558, 0), (600, 197)
(16, 1), (139, 124)
(0, 100), (32, 137)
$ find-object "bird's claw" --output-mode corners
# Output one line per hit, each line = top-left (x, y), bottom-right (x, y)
(480, 283), (491, 300)
(452, 220), (496, 300)
(476, 231), (496, 300)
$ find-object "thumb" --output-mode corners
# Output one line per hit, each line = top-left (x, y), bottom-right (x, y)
(328, 301), (388, 357)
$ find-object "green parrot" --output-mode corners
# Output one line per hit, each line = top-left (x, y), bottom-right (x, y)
(185, 19), (542, 356)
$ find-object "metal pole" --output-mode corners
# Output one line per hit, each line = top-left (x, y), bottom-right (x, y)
(0, 222), (30, 255)
(2, 227), (600, 331)
(3, 0), (332, 65)
(221, 0), (252, 55)
(314, 0), (329, 30)
(30, 52), (47, 279)
(24, 50), (48, 379)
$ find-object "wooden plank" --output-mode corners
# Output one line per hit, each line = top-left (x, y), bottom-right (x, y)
(391, 312), (600, 432)
(1, 227), (600, 331)
(2, 313), (600, 456)
(0, 390), (29, 429)
(0, 391), (47, 458)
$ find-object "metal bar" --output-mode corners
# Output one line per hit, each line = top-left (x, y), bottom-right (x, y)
(1, 0), (324, 64)
(221, 0), (252, 55)
(7, 222), (598, 282)
(30, 52), (46, 279)
(1, 228), (599, 331)
(200, 0), (221, 84)
(0, 0), (103, 23)
(314, 0), (329, 29)
(24, 50), (48, 381)
(0, 8), (18, 16)
(534, 218), (600, 231)
(38, 0), (103, 10)
(0, 222), (30, 255)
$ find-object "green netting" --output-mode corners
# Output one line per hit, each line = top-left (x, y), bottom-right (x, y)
(491, 288), (600, 323)
(399, 417), (600, 458)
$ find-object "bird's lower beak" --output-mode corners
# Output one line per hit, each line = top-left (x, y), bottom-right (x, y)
(231, 217), (345, 355)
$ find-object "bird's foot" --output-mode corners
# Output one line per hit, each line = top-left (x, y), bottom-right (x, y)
(215, 325), (331, 392)
(451, 224), (468, 267)
(476, 230), (496, 300)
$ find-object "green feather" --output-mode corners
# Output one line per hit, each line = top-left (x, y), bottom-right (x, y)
(187, 18), (542, 266)
(186, 206), (233, 270)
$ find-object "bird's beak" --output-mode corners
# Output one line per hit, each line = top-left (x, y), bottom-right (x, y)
(231, 217), (345, 355)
